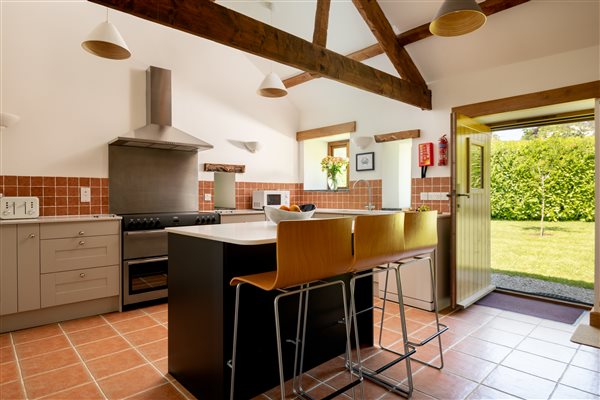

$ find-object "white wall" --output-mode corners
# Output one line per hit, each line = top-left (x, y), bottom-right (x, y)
(292, 45), (600, 180)
(0, 2), (299, 182)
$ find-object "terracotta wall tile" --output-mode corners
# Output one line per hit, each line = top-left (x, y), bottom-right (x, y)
(411, 177), (451, 213)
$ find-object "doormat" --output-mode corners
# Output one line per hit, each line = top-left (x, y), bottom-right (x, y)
(475, 292), (585, 324)
(571, 324), (600, 349)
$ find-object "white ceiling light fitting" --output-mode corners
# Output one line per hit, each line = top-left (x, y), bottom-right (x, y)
(243, 141), (260, 153)
(353, 136), (373, 150)
(82, 8), (131, 60)
(257, 2), (287, 98)
(430, 0), (487, 37)
(0, 112), (20, 129)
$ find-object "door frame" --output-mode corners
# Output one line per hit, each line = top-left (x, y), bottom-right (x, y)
(450, 80), (600, 311)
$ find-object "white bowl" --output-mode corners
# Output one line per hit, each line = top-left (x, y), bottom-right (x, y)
(264, 206), (316, 224)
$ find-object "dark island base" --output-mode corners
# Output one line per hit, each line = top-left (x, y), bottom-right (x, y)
(168, 233), (374, 400)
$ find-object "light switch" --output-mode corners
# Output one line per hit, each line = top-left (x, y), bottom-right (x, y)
(204, 193), (212, 201)
(80, 187), (91, 203)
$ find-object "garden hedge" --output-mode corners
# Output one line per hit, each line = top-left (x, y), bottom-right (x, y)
(491, 136), (595, 222)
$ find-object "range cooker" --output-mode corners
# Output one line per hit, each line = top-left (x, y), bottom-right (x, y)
(121, 211), (220, 306)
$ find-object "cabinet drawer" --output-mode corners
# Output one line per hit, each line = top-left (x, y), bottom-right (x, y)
(41, 235), (119, 273)
(40, 220), (119, 239)
(41, 265), (119, 308)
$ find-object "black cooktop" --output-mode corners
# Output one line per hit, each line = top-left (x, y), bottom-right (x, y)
(121, 211), (220, 231)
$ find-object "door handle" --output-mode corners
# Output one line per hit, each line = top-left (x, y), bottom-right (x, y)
(456, 193), (470, 199)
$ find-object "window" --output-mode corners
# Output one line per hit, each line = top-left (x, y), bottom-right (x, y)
(328, 140), (349, 188)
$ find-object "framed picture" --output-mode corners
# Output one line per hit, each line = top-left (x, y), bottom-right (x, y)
(356, 152), (374, 171)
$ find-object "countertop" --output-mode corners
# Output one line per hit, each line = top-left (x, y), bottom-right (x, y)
(167, 221), (277, 245)
(0, 214), (121, 225)
(215, 208), (450, 218)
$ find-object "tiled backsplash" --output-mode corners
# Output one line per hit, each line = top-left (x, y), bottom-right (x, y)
(0, 176), (109, 216)
(411, 177), (451, 213)
(1, 176), (450, 216)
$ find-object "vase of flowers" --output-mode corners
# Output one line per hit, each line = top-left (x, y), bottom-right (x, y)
(321, 155), (348, 191)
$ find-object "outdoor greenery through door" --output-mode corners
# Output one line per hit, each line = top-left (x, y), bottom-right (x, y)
(491, 121), (595, 304)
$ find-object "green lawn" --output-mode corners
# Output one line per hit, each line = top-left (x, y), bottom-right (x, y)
(491, 220), (595, 289)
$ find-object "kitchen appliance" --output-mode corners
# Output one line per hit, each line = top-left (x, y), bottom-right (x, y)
(252, 190), (290, 210)
(121, 211), (220, 306)
(0, 196), (39, 219)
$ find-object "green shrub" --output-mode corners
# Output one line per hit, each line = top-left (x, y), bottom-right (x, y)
(491, 136), (595, 221)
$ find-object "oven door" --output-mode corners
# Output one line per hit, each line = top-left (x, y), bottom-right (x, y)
(123, 256), (168, 305)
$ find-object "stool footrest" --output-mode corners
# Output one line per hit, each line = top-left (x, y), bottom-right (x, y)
(374, 348), (416, 374)
(351, 365), (411, 398)
(406, 323), (448, 348)
(295, 376), (363, 400)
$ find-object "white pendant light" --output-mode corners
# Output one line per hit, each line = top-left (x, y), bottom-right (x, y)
(0, 112), (20, 129)
(258, 72), (288, 98)
(82, 9), (131, 60)
(430, 0), (487, 37)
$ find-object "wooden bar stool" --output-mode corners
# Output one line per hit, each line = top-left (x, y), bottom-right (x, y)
(229, 218), (362, 400)
(348, 213), (416, 398)
(380, 210), (448, 369)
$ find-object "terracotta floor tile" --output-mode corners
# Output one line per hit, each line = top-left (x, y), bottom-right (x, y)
(529, 326), (579, 349)
(516, 337), (576, 363)
(137, 339), (168, 362)
(0, 346), (15, 364)
(0, 334), (11, 349)
(412, 364), (478, 400)
(96, 364), (167, 399)
(111, 316), (158, 334)
(170, 379), (197, 399)
(449, 309), (495, 327)
(323, 368), (385, 398)
(127, 383), (187, 400)
(440, 316), (481, 337)
(482, 365), (556, 399)
(86, 349), (146, 379)
(15, 335), (70, 360)
(123, 325), (168, 347)
(264, 373), (320, 399)
(441, 350), (496, 383)
(305, 382), (351, 399)
(501, 349), (567, 381)
(379, 317), (427, 336)
(0, 381), (26, 400)
(305, 356), (347, 382)
(405, 308), (438, 325)
(60, 316), (107, 333)
(67, 325), (117, 346)
(150, 311), (168, 324)
(571, 349), (600, 372)
(102, 309), (144, 324)
(0, 361), (20, 385)
(551, 384), (599, 399)
(75, 335), (132, 362)
(466, 385), (520, 399)
(38, 383), (104, 400)
(152, 358), (168, 376)
(23, 363), (91, 399)
(364, 353), (414, 384)
(451, 337), (511, 364)
(11, 324), (62, 345)
(374, 327), (404, 348)
(380, 389), (436, 399)
(142, 303), (168, 315)
(19, 348), (80, 378)
(470, 326), (524, 348)
(485, 316), (536, 336)
(560, 365), (600, 395)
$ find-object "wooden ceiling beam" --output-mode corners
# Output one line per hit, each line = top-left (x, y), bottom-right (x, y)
(352, 0), (425, 86)
(374, 129), (420, 143)
(297, 121), (356, 141)
(312, 0), (331, 47)
(284, 0), (530, 88)
(88, 0), (432, 109)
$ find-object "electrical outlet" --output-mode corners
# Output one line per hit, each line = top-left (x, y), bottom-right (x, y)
(80, 187), (91, 203)
(204, 193), (212, 201)
(420, 192), (429, 201)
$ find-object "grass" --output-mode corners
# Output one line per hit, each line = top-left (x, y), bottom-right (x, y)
(491, 220), (595, 289)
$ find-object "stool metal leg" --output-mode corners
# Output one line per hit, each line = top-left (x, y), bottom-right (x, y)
(229, 283), (243, 400)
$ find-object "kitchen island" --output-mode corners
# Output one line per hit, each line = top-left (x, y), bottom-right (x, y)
(166, 221), (373, 400)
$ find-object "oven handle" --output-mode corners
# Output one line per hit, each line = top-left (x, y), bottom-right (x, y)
(123, 230), (166, 237)
(125, 256), (169, 266)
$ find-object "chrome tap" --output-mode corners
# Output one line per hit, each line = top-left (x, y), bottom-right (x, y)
(352, 179), (375, 211)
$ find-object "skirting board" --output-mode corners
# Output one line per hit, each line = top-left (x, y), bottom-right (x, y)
(0, 296), (119, 333)
(457, 285), (496, 309)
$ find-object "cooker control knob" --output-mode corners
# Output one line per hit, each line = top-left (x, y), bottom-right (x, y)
(195, 216), (201, 225)
(148, 218), (154, 227)
(136, 219), (142, 228)
(127, 219), (135, 228)
(211, 215), (217, 223)
(155, 218), (161, 227)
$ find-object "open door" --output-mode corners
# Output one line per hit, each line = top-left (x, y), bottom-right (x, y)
(451, 114), (495, 308)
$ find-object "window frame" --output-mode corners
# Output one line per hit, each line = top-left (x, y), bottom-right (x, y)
(327, 139), (350, 189)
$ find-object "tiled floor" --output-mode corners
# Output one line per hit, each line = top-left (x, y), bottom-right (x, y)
(1, 299), (598, 400)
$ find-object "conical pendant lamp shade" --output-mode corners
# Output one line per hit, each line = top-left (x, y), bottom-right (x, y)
(82, 21), (131, 60)
(257, 72), (288, 98)
(430, 0), (486, 37)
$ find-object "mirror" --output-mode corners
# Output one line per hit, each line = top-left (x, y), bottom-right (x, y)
(214, 172), (236, 209)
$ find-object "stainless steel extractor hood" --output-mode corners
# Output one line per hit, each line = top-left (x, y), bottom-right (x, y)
(109, 66), (213, 152)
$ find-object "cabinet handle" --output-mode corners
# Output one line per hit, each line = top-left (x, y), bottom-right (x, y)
(78, 231), (85, 236)
(78, 240), (85, 245)
(79, 273), (86, 278)
(29, 233), (36, 238)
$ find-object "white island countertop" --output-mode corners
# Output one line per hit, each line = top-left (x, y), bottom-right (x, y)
(166, 221), (278, 245)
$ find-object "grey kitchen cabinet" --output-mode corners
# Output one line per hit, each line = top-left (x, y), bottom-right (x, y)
(0, 225), (18, 315)
(219, 213), (266, 224)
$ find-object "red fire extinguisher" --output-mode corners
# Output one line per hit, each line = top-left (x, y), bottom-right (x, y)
(438, 134), (448, 166)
